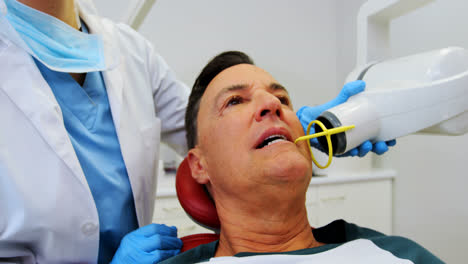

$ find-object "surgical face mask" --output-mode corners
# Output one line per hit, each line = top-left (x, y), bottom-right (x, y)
(2, 0), (106, 73)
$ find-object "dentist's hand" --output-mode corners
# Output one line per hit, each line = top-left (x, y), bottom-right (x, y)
(111, 223), (182, 264)
(296, 80), (396, 157)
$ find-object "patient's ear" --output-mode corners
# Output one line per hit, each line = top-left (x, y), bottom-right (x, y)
(187, 148), (210, 184)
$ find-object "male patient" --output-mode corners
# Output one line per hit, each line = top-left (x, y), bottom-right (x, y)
(161, 51), (442, 263)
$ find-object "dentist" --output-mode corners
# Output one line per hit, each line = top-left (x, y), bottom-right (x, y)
(0, 0), (186, 263)
(0, 0), (394, 263)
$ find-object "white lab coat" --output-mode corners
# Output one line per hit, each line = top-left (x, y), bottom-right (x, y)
(0, 0), (189, 263)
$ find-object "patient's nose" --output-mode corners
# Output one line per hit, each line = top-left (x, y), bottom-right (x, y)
(254, 93), (283, 122)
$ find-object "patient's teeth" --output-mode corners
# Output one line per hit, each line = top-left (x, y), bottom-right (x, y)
(267, 138), (285, 146)
(257, 134), (288, 149)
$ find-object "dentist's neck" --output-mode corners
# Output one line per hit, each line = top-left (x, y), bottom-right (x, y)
(17, 0), (79, 29)
(18, 0), (85, 85)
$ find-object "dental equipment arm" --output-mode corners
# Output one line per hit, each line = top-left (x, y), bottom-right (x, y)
(316, 47), (468, 155)
(124, 0), (157, 30)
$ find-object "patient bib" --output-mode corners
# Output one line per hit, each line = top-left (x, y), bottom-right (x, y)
(202, 239), (413, 264)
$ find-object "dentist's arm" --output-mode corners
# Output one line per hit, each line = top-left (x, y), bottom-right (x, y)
(111, 224), (182, 264)
(296, 81), (396, 157)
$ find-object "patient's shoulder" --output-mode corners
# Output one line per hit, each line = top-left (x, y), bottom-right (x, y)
(370, 236), (444, 264)
(313, 219), (385, 244)
(159, 240), (218, 264)
(313, 220), (443, 263)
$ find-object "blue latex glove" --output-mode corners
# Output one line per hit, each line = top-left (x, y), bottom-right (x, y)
(296, 80), (396, 157)
(111, 223), (182, 264)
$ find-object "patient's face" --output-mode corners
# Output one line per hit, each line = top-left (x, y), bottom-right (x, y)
(194, 64), (312, 198)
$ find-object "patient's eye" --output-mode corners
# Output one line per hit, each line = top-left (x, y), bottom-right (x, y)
(226, 96), (243, 107)
(277, 95), (290, 106)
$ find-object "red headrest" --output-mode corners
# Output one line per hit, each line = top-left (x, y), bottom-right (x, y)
(176, 158), (220, 231)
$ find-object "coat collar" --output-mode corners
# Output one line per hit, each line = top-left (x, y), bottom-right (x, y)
(78, 7), (123, 130)
(0, 40), (91, 189)
(0, 5), (122, 193)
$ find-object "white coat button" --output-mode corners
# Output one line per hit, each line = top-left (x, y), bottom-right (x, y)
(81, 222), (98, 236)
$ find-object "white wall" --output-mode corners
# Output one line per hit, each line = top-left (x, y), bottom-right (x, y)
(337, 1), (468, 263)
(93, 0), (128, 23)
(382, 1), (468, 263)
(136, 0), (339, 110)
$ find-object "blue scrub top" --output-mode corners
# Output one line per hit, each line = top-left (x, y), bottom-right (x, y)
(33, 23), (139, 264)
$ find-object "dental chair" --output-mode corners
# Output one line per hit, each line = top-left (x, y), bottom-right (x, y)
(176, 158), (220, 252)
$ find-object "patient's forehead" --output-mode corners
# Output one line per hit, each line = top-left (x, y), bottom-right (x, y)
(210, 64), (275, 87)
(202, 64), (281, 105)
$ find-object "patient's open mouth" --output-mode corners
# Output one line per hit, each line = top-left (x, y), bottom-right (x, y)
(256, 134), (288, 149)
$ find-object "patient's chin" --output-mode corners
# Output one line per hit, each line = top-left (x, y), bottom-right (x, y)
(262, 151), (312, 184)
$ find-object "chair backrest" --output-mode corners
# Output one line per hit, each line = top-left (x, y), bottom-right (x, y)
(176, 158), (220, 252)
